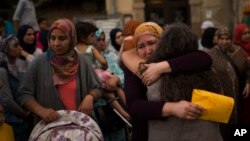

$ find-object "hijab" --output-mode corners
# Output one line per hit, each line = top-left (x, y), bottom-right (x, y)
(110, 28), (122, 51)
(0, 35), (21, 76)
(133, 22), (163, 47)
(201, 27), (218, 49)
(16, 25), (36, 55)
(47, 18), (79, 86)
(233, 23), (250, 56)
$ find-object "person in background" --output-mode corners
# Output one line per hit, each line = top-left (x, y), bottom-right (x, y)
(110, 28), (124, 52)
(206, 27), (250, 141)
(119, 20), (141, 55)
(201, 27), (218, 51)
(0, 11), (15, 36)
(37, 17), (48, 31)
(13, 0), (39, 32)
(75, 21), (109, 82)
(233, 23), (250, 124)
(16, 24), (42, 68)
(75, 21), (98, 54)
(198, 20), (214, 50)
(17, 18), (102, 124)
(0, 35), (30, 141)
(94, 28), (128, 141)
(233, 23), (250, 57)
(36, 17), (49, 52)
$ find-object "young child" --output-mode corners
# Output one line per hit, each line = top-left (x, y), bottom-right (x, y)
(75, 22), (129, 120)
(94, 29), (129, 120)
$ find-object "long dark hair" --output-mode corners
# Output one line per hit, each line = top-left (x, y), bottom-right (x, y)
(148, 23), (221, 102)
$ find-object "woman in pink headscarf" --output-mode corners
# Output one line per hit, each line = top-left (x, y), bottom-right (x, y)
(234, 23), (250, 57)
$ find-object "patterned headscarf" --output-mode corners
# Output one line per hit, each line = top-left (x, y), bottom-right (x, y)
(216, 27), (232, 39)
(0, 35), (23, 77)
(95, 29), (105, 40)
(47, 18), (79, 86)
(0, 35), (19, 53)
(133, 22), (163, 47)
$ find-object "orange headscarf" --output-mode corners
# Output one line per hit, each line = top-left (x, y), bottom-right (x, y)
(133, 22), (163, 47)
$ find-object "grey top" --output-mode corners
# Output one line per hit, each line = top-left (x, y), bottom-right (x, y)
(17, 53), (102, 111)
(147, 80), (222, 141)
(0, 68), (26, 118)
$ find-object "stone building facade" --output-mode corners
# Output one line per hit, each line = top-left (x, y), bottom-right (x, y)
(0, 0), (246, 36)
(106, 0), (245, 36)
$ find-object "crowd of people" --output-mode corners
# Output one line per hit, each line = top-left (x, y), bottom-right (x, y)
(1, 0), (250, 141)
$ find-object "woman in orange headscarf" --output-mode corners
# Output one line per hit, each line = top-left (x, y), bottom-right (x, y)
(122, 22), (214, 141)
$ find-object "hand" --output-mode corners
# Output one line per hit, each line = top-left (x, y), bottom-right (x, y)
(78, 95), (94, 116)
(141, 63), (162, 86)
(105, 76), (120, 91)
(163, 100), (204, 120)
(242, 83), (250, 98)
(39, 108), (59, 123)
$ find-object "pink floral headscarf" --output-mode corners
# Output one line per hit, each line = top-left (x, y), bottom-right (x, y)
(47, 18), (79, 85)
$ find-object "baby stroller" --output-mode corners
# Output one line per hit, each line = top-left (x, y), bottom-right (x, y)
(29, 110), (104, 141)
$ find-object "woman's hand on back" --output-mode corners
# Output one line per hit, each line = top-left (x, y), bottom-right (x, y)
(142, 61), (171, 85)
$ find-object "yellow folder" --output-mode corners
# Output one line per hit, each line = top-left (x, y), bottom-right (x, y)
(191, 89), (234, 123)
(0, 123), (15, 141)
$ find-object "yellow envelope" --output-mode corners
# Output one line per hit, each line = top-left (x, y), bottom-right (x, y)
(191, 89), (234, 123)
(0, 123), (15, 141)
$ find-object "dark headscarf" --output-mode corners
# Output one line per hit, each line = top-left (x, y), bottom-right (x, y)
(201, 27), (218, 49)
(109, 28), (122, 51)
(16, 25), (36, 55)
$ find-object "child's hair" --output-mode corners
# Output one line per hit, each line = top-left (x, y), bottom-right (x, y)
(75, 21), (98, 43)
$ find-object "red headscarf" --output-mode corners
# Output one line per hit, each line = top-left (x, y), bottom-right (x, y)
(234, 23), (250, 56)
